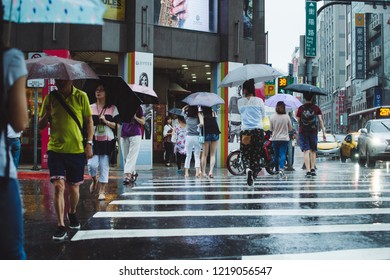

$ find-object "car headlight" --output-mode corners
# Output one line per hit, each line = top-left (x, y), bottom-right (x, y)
(372, 137), (387, 146)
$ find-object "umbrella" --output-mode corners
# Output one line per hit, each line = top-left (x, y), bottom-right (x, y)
(219, 64), (284, 88)
(285, 83), (328, 96)
(182, 92), (224, 107)
(82, 75), (159, 123)
(25, 56), (99, 80)
(129, 84), (159, 105)
(3, 0), (106, 25)
(168, 108), (184, 116)
(265, 93), (303, 109)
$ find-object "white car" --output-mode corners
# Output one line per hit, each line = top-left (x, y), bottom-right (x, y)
(358, 119), (390, 168)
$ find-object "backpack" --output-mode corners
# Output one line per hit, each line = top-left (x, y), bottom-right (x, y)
(300, 104), (317, 132)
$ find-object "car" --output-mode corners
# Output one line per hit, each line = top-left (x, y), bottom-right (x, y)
(317, 133), (340, 159)
(358, 119), (390, 168)
(340, 132), (360, 162)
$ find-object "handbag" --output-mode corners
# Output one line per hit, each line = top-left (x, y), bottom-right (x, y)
(51, 90), (87, 146)
(198, 125), (205, 144)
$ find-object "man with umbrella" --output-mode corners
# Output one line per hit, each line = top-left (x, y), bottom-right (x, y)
(39, 79), (94, 240)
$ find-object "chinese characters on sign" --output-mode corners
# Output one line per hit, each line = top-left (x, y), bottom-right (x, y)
(305, 1), (317, 57)
(355, 14), (365, 79)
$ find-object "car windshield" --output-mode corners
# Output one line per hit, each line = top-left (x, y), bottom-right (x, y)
(371, 120), (390, 132)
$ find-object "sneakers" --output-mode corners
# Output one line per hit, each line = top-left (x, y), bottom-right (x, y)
(246, 169), (254, 186)
(68, 212), (80, 229)
(131, 171), (138, 182)
(305, 172), (312, 178)
(310, 169), (317, 177)
(278, 170), (286, 179)
(98, 193), (106, 200)
(52, 226), (67, 240)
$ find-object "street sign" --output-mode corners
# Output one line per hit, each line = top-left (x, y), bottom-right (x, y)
(27, 52), (46, 87)
(27, 79), (45, 88)
(305, 1), (317, 57)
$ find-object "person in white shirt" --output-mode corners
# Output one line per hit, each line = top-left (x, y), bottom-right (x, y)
(238, 79), (265, 186)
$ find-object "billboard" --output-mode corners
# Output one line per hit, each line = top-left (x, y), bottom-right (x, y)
(154, 0), (218, 33)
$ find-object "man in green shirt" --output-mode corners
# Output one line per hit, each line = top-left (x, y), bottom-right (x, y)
(39, 79), (94, 241)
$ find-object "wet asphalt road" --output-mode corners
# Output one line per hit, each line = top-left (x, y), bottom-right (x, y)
(19, 153), (390, 260)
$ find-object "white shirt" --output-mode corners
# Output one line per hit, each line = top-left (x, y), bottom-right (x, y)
(237, 96), (265, 130)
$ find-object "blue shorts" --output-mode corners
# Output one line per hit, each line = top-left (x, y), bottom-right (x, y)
(205, 134), (220, 142)
(47, 151), (85, 185)
(299, 132), (318, 152)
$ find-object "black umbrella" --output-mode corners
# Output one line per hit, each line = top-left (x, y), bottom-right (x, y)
(82, 75), (142, 123)
(285, 83), (327, 96)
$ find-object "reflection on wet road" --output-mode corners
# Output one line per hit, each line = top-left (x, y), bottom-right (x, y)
(21, 159), (390, 259)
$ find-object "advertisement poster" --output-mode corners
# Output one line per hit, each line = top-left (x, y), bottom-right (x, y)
(243, 0), (253, 38)
(154, 0), (218, 33)
(227, 62), (244, 152)
(134, 52), (154, 168)
(102, 0), (125, 21)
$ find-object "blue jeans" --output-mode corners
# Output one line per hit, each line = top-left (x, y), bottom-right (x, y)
(272, 140), (289, 171)
(0, 177), (26, 259)
(7, 137), (21, 169)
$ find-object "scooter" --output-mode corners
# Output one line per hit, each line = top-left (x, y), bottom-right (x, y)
(226, 132), (275, 176)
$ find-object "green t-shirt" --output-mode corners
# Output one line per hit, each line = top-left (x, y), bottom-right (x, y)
(39, 86), (92, 154)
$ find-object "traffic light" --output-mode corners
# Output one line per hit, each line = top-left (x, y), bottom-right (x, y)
(277, 76), (294, 93)
(278, 77), (288, 92)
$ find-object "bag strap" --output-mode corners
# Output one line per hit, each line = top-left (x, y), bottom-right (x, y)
(51, 90), (83, 135)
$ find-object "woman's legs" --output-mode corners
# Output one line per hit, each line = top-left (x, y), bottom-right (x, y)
(123, 136), (141, 176)
(272, 141), (281, 172)
(98, 155), (110, 199)
(201, 142), (210, 176)
(184, 135), (198, 177)
(87, 155), (99, 193)
(208, 141), (218, 176)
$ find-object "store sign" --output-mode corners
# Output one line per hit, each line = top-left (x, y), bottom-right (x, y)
(154, 0), (218, 33)
(355, 14), (365, 79)
(305, 1), (317, 57)
(379, 107), (390, 117)
(102, 0), (125, 21)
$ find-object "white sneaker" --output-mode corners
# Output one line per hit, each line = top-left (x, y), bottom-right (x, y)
(278, 170), (286, 179)
(98, 193), (106, 200)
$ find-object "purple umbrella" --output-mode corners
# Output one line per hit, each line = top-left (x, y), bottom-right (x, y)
(265, 93), (302, 109)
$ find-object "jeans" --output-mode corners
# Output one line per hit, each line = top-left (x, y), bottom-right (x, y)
(7, 137), (21, 169)
(272, 140), (289, 171)
(0, 177), (26, 259)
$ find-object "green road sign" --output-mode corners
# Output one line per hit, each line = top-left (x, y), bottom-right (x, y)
(305, 1), (317, 57)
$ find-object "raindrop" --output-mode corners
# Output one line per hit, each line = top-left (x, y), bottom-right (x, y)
(80, 6), (84, 12)
(33, 7), (36, 14)
(64, 8), (68, 15)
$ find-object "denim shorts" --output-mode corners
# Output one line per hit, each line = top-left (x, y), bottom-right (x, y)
(205, 134), (220, 142)
(299, 132), (318, 152)
(47, 151), (85, 185)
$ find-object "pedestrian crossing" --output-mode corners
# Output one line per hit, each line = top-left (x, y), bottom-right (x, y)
(71, 169), (390, 259)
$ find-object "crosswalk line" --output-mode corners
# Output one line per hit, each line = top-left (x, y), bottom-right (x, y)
(93, 208), (390, 218)
(242, 247), (390, 260)
(72, 223), (390, 241)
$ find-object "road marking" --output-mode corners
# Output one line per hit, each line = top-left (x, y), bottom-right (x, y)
(110, 197), (390, 205)
(242, 247), (390, 260)
(71, 223), (390, 241)
(93, 208), (390, 218)
(122, 189), (390, 196)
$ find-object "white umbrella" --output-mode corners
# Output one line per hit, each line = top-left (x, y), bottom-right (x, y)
(219, 64), (284, 88)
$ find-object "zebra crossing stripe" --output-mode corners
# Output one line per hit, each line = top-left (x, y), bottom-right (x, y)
(93, 208), (390, 218)
(110, 197), (390, 205)
(122, 189), (390, 196)
(242, 247), (390, 260)
(71, 223), (390, 241)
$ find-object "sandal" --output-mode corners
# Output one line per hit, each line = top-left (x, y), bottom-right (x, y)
(89, 180), (97, 193)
